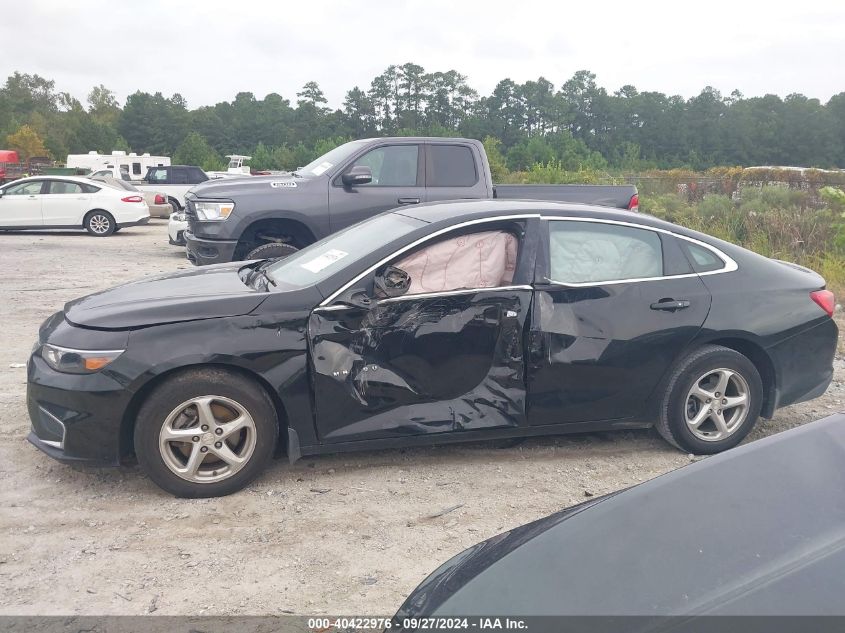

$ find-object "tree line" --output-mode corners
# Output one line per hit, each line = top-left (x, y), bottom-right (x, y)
(2, 64), (844, 173)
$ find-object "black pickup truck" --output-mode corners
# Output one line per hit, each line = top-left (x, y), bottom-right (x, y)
(184, 137), (638, 264)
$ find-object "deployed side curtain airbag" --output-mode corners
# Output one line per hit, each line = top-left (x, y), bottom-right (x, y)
(395, 230), (518, 295)
(549, 223), (662, 284)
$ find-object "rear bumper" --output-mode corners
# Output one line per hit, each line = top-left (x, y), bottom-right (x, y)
(117, 216), (150, 229)
(769, 317), (839, 412)
(185, 231), (237, 266)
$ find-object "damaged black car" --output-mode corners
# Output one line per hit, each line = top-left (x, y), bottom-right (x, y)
(27, 200), (838, 497)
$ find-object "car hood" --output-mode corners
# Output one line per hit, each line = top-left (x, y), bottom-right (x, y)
(189, 173), (318, 200)
(64, 262), (268, 329)
(397, 413), (845, 617)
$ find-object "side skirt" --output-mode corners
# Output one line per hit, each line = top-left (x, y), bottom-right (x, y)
(291, 418), (652, 462)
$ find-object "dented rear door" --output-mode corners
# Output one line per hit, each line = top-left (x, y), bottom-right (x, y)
(308, 287), (532, 443)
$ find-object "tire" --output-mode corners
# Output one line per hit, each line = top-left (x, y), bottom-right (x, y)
(113, 227), (121, 233)
(245, 242), (299, 261)
(655, 345), (763, 454)
(169, 199), (181, 214)
(84, 210), (116, 236)
(134, 368), (278, 497)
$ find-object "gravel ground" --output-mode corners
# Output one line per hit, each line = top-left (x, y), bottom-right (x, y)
(0, 221), (843, 616)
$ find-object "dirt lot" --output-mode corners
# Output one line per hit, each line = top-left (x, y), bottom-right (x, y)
(0, 221), (843, 616)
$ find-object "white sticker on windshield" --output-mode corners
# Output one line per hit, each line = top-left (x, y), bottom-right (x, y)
(300, 249), (349, 273)
(270, 180), (297, 188)
(310, 161), (333, 176)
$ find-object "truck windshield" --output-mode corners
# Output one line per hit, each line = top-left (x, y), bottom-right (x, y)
(264, 213), (425, 290)
(298, 140), (369, 177)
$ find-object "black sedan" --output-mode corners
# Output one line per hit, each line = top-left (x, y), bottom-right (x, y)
(27, 200), (837, 497)
(394, 412), (845, 622)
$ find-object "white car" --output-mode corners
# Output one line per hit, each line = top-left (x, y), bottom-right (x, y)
(0, 176), (149, 236)
(168, 210), (188, 246)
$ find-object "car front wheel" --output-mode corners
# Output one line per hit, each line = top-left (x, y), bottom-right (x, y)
(134, 368), (278, 497)
(656, 345), (763, 454)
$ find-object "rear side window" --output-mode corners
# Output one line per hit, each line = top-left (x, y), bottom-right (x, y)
(172, 168), (189, 184)
(548, 221), (663, 284)
(427, 145), (477, 187)
(188, 168), (208, 183)
(682, 242), (726, 273)
(48, 181), (85, 194)
(132, 162), (142, 175)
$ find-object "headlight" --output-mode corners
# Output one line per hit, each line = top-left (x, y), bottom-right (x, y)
(195, 201), (234, 221)
(41, 344), (124, 374)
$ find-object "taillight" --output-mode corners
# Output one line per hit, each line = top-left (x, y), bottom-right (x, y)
(154, 194), (166, 205)
(810, 290), (835, 317)
(121, 195), (143, 203)
(628, 193), (639, 212)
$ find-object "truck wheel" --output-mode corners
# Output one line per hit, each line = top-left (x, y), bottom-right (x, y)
(245, 242), (299, 261)
(84, 210), (116, 236)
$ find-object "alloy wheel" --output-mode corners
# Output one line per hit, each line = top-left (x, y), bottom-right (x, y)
(684, 368), (750, 442)
(158, 395), (257, 483)
(89, 214), (111, 234)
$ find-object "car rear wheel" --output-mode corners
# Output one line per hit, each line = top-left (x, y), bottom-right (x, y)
(134, 368), (278, 497)
(656, 345), (762, 454)
(169, 199), (181, 214)
(245, 242), (299, 260)
(84, 210), (116, 236)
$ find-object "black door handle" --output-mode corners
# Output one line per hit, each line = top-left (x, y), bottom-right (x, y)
(650, 299), (690, 311)
(398, 197), (420, 205)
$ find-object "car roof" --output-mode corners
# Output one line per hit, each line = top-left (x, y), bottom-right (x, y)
(3, 175), (96, 185)
(394, 198), (690, 236)
(401, 413), (845, 616)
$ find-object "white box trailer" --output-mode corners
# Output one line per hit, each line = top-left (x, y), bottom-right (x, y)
(66, 151), (170, 181)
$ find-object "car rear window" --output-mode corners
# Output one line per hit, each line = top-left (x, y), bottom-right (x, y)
(427, 145), (477, 187)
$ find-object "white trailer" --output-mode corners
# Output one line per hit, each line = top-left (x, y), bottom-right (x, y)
(66, 151), (170, 181)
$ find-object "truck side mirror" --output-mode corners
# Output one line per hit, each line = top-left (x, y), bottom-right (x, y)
(341, 165), (372, 187)
(374, 266), (411, 299)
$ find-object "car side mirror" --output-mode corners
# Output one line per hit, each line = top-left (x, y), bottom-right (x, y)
(341, 165), (372, 187)
(374, 266), (411, 299)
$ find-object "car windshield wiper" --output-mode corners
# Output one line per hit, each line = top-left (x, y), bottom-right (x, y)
(244, 261), (277, 289)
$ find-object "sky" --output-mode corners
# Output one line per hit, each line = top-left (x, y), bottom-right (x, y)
(3, 0), (845, 109)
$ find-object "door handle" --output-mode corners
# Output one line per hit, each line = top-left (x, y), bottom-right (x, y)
(397, 197), (420, 205)
(650, 299), (690, 311)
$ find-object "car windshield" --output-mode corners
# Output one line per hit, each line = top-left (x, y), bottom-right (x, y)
(264, 212), (425, 290)
(297, 140), (369, 177)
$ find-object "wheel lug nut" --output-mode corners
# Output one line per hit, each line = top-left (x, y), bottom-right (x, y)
(192, 436), (199, 442)
(706, 399), (711, 403)
(717, 409), (722, 414)
(715, 392), (721, 397)
(200, 446), (208, 453)
(201, 425), (209, 431)
(214, 441), (222, 448)
(215, 428), (223, 435)
(722, 399), (727, 405)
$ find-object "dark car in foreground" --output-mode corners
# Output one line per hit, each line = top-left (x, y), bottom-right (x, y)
(27, 199), (837, 496)
(394, 413), (845, 623)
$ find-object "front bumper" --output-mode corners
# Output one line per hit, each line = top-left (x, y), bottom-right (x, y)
(27, 353), (131, 467)
(185, 230), (238, 266)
